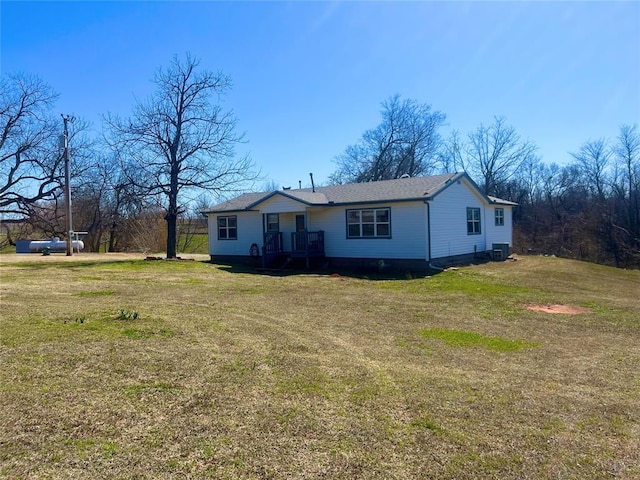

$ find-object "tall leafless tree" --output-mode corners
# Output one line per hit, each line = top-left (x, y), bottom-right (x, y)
(104, 54), (256, 258)
(0, 74), (62, 218)
(448, 116), (538, 197)
(571, 138), (611, 200)
(612, 124), (640, 248)
(330, 95), (446, 184)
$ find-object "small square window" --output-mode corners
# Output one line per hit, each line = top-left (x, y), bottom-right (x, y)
(217, 215), (238, 240)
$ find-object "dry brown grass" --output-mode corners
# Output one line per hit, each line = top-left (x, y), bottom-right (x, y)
(0, 253), (638, 479)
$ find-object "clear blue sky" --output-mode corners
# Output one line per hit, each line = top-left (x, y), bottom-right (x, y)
(2, 1), (639, 190)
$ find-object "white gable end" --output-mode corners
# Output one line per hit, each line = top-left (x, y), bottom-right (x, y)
(258, 194), (309, 214)
(429, 179), (488, 259)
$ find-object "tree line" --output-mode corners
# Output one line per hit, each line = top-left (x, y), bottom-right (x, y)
(1, 55), (257, 258)
(1, 58), (638, 267)
(329, 96), (639, 268)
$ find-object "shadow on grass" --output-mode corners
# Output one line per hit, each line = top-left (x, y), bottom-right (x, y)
(213, 260), (446, 281)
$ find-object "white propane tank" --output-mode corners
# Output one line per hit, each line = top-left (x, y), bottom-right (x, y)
(28, 238), (84, 253)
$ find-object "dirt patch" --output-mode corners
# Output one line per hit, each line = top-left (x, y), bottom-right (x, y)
(526, 304), (592, 314)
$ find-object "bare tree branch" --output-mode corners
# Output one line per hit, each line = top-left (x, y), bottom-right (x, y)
(0, 74), (64, 217)
(443, 116), (537, 197)
(103, 54), (257, 258)
(330, 95), (446, 184)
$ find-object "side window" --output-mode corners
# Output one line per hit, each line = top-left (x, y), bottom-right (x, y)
(217, 216), (237, 240)
(467, 208), (481, 235)
(495, 208), (504, 226)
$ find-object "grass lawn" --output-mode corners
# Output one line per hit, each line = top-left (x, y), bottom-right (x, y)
(0, 253), (638, 479)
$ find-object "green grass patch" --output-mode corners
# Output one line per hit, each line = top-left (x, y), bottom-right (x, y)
(376, 269), (535, 297)
(419, 328), (539, 352)
(76, 290), (116, 297)
(1, 254), (638, 479)
(410, 415), (444, 433)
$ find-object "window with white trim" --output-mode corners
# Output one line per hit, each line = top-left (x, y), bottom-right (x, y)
(217, 215), (237, 240)
(347, 208), (391, 238)
(467, 208), (481, 235)
(495, 208), (504, 226)
(265, 213), (279, 233)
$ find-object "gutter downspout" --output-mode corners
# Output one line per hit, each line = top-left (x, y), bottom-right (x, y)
(483, 203), (488, 257)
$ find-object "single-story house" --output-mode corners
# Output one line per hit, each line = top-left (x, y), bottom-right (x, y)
(202, 172), (516, 271)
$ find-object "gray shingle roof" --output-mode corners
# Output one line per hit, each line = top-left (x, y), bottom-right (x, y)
(202, 173), (515, 213)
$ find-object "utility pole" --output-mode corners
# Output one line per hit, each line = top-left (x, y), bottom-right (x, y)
(62, 114), (74, 256)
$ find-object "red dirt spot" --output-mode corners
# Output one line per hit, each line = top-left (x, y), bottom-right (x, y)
(525, 304), (592, 314)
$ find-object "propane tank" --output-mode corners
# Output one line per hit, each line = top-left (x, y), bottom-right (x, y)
(28, 238), (84, 253)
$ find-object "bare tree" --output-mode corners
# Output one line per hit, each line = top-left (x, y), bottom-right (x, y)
(613, 124), (640, 242)
(439, 130), (465, 174)
(450, 116), (538, 197)
(330, 95), (446, 184)
(104, 54), (256, 258)
(262, 180), (281, 192)
(571, 138), (611, 200)
(607, 124), (640, 264)
(0, 74), (62, 218)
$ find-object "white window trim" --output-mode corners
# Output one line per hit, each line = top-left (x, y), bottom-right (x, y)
(217, 215), (237, 240)
(467, 207), (481, 235)
(346, 207), (391, 239)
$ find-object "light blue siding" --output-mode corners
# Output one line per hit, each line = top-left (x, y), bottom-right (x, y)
(309, 201), (427, 259)
(429, 178), (487, 259)
(208, 211), (263, 256)
(486, 206), (514, 247)
(429, 178), (514, 259)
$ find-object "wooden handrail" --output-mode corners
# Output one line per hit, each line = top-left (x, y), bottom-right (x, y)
(291, 231), (324, 255)
(262, 232), (282, 268)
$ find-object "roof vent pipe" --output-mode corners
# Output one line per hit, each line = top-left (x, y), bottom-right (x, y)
(310, 173), (315, 193)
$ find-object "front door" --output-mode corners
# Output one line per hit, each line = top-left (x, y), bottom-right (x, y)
(293, 214), (307, 252)
(263, 213), (281, 257)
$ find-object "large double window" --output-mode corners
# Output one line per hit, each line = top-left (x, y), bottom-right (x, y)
(347, 208), (391, 238)
(217, 215), (237, 240)
(467, 208), (481, 235)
